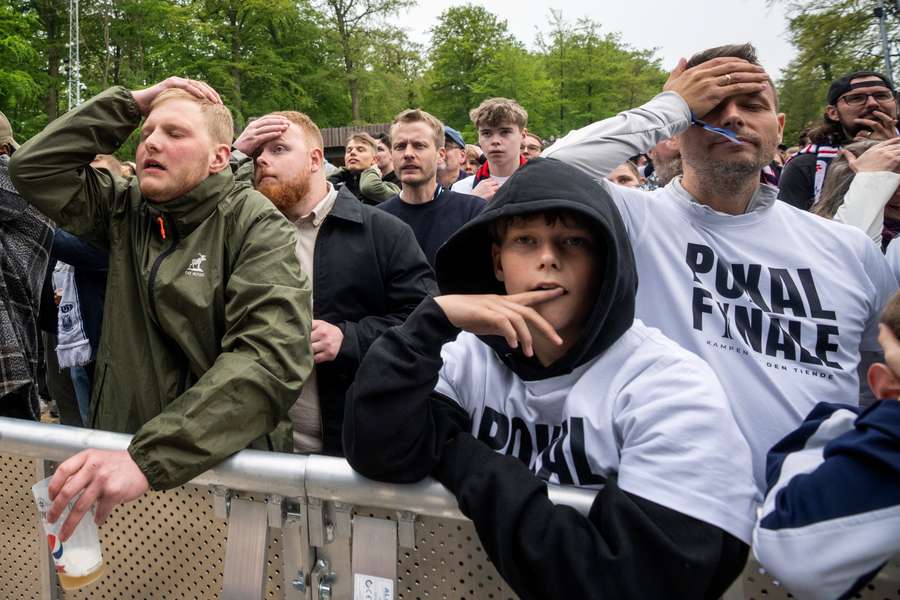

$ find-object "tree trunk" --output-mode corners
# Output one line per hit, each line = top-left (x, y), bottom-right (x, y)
(35, 0), (62, 120)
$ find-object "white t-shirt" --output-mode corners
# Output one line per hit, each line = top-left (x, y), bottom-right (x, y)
(434, 320), (760, 544)
(887, 237), (900, 285)
(451, 174), (510, 195)
(607, 179), (896, 488)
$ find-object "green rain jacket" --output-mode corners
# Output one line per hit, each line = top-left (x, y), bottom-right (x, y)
(9, 87), (313, 489)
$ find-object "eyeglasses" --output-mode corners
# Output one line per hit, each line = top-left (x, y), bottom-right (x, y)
(839, 91), (896, 106)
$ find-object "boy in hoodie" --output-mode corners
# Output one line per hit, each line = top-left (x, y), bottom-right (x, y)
(344, 157), (759, 599)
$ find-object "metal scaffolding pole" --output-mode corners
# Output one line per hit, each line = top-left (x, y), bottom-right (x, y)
(876, 0), (894, 82)
(67, 0), (81, 110)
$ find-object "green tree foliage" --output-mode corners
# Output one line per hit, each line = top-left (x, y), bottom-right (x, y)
(316, 0), (415, 122)
(425, 6), (667, 141)
(0, 2), (43, 130)
(535, 12), (666, 139)
(774, 0), (897, 145)
(5, 0), (669, 154)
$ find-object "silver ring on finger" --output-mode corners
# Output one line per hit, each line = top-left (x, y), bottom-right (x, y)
(722, 73), (733, 86)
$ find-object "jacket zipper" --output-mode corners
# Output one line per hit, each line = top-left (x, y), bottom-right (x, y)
(148, 213), (181, 326)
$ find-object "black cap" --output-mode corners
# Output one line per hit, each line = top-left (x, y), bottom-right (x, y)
(828, 71), (894, 105)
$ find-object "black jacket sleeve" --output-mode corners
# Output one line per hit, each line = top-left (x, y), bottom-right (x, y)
(343, 297), (469, 481)
(336, 218), (437, 367)
(777, 153), (816, 210)
(435, 433), (748, 600)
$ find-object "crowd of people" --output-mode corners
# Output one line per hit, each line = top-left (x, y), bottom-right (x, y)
(1, 41), (898, 600)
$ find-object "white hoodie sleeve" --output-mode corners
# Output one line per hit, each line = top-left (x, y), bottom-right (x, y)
(832, 171), (900, 245)
(542, 91), (692, 183)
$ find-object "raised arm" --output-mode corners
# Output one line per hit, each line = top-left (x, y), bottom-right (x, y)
(544, 57), (770, 183)
(8, 87), (139, 245)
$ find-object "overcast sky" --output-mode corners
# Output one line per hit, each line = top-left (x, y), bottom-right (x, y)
(400, 0), (795, 81)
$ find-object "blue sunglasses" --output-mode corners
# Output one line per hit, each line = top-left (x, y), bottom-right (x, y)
(691, 114), (743, 144)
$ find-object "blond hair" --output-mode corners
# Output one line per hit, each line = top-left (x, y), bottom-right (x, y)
(150, 89), (233, 145)
(346, 132), (377, 152)
(267, 110), (324, 151)
(469, 97), (528, 129)
(391, 109), (444, 149)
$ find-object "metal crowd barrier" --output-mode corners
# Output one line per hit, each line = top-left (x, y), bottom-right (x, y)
(0, 416), (897, 599)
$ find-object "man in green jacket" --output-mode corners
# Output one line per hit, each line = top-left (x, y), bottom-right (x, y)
(9, 77), (313, 540)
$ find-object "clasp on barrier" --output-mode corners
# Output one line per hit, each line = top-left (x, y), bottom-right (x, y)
(267, 494), (284, 529)
(312, 558), (335, 600)
(210, 485), (232, 519)
(308, 496), (325, 547)
(397, 510), (417, 549)
(332, 501), (352, 539)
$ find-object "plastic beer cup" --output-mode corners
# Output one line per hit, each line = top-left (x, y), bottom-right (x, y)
(32, 476), (105, 590)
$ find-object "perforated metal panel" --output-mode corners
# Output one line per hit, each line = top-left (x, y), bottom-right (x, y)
(56, 483), (226, 599)
(0, 454), (44, 599)
(4, 450), (899, 600)
(353, 507), (518, 600)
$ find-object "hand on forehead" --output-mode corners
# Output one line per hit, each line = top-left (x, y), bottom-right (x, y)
(664, 56), (773, 120)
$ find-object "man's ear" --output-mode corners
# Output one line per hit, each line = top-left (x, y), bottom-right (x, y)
(776, 112), (786, 144)
(209, 143), (231, 174)
(309, 147), (324, 174)
(868, 363), (900, 400)
(438, 146), (446, 163)
(825, 105), (840, 123)
(491, 243), (504, 282)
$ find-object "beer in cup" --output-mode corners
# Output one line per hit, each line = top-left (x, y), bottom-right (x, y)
(32, 476), (105, 590)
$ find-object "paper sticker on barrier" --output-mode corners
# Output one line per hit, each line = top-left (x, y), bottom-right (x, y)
(354, 573), (393, 600)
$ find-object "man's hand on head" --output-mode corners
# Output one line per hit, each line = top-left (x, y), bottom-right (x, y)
(664, 56), (770, 120)
(312, 319), (344, 364)
(434, 290), (564, 357)
(47, 449), (150, 541)
(470, 178), (500, 201)
(131, 76), (223, 116)
(233, 116), (291, 156)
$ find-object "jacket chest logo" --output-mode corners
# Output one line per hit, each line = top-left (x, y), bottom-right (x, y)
(185, 254), (207, 278)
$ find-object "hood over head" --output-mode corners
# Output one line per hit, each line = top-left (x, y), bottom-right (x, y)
(435, 157), (637, 380)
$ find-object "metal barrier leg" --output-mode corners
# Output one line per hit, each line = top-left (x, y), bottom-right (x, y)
(34, 459), (59, 600)
(283, 498), (314, 600)
(351, 516), (397, 600)
(311, 500), (351, 600)
(222, 494), (269, 600)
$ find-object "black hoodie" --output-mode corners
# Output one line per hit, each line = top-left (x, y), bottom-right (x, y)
(343, 158), (747, 600)
(435, 157), (636, 380)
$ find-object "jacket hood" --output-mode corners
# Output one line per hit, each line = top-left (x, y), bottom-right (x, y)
(435, 157), (637, 380)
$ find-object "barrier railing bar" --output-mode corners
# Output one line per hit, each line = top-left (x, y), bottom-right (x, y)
(0, 417), (597, 520)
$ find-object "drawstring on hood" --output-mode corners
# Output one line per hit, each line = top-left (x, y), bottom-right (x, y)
(435, 157), (638, 380)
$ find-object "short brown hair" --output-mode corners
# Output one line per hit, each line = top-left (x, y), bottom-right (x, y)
(391, 109), (445, 149)
(469, 97), (528, 130)
(882, 291), (900, 338)
(489, 209), (594, 244)
(686, 43), (779, 110)
(346, 132), (377, 152)
(150, 89), (234, 145)
(267, 110), (324, 151)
